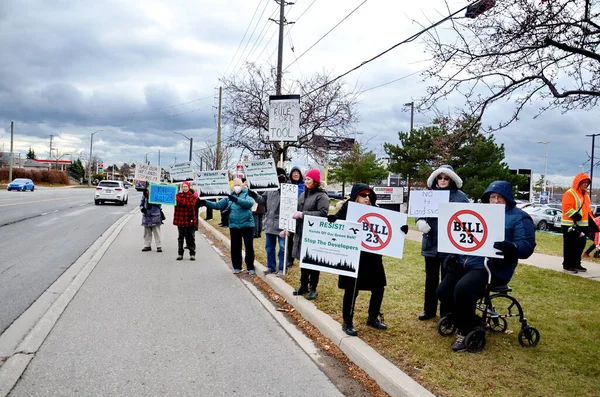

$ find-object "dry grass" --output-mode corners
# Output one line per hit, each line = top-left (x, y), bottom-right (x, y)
(204, 212), (600, 397)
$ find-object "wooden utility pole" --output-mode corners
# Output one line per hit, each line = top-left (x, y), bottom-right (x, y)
(8, 121), (14, 182)
(216, 86), (222, 170)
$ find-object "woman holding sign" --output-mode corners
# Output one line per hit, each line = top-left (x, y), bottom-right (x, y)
(330, 183), (396, 336)
(416, 165), (469, 321)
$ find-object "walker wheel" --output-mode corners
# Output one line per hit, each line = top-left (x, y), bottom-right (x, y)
(487, 317), (508, 333)
(437, 316), (456, 336)
(518, 326), (540, 347)
(465, 328), (486, 353)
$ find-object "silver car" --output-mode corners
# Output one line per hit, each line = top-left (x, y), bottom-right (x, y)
(94, 180), (129, 206)
(524, 206), (561, 231)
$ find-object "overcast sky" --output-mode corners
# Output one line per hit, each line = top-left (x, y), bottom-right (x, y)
(0, 0), (595, 187)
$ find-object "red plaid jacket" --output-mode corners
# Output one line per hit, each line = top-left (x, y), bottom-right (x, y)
(173, 191), (198, 227)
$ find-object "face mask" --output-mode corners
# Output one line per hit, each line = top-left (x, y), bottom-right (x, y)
(233, 186), (242, 194)
(278, 176), (286, 183)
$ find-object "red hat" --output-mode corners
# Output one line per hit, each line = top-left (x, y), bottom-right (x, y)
(305, 169), (321, 183)
(181, 181), (191, 188)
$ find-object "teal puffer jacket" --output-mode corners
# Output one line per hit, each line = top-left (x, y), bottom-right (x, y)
(205, 189), (255, 229)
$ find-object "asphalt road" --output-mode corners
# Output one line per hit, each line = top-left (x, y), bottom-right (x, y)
(0, 186), (141, 335)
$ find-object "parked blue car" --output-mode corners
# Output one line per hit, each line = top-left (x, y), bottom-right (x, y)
(7, 178), (35, 191)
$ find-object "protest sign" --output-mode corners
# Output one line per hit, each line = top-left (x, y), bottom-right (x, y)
(243, 159), (279, 191)
(195, 170), (230, 199)
(408, 190), (450, 218)
(148, 184), (177, 205)
(134, 164), (161, 183)
(268, 95), (300, 142)
(299, 216), (363, 278)
(437, 203), (505, 258)
(346, 202), (407, 259)
(373, 186), (404, 204)
(170, 162), (193, 182)
(279, 183), (298, 232)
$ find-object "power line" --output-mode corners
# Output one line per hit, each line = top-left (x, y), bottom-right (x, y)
(358, 69), (425, 95)
(283, 0), (368, 72)
(304, 2), (472, 97)
(120, 95), (213, 117)
(266, 0), (318, 63)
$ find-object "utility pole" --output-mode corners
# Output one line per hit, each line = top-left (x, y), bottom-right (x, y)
(8, 121), (14, 182)
(216, 86), (222, 169)
(587, 134), (600, 194)
(537, 141), (550, 192)
(49, 135), (54, 159)
(158, 150), (161, 167)
(404, 102), (414, 131)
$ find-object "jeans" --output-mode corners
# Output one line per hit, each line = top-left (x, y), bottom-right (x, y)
(265, 233), (285, 272)
(230, 227), (255, 271)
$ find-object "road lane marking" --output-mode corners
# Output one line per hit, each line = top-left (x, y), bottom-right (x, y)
(0, 197), (83, 207)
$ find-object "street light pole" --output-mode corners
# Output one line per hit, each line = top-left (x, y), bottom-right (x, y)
(88, 129), (103, 186)
(537, 141), (549, 192)
(404, 101), (414, 131)
(173, 132), (193, 162)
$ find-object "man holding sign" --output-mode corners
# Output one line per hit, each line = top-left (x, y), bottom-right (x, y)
(437, 181), (535, 352)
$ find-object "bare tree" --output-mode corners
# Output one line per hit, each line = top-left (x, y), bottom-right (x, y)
(421, 0), (600, 130)
(221, 63), (359, 161)
(194, 141), (236, 171)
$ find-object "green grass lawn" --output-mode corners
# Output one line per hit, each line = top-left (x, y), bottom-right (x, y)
(204, 212), (600, 397)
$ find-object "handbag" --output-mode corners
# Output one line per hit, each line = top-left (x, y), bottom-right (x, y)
(252, 202), (266, 215)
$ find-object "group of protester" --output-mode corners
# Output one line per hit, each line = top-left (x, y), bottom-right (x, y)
(138, 163), (600, 353)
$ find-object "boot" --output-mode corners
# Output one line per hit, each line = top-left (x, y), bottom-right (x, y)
(594, 252), (600, 259)
(293, 286), (309, 296)
(306, 289), (318, 300)
(583, 253), (591, 258)
(366, 313), (388, 330)
(342, 322), (358, 336)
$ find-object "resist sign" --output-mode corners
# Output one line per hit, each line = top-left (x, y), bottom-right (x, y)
(437, 203), (505, 258)
(268, 95), (300, 142)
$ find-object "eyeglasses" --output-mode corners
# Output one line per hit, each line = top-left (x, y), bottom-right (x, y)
(437, 176), (450, 181)
(358, 193), (370, 198)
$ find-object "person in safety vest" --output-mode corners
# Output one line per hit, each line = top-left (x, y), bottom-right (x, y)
(561, 173), (595, 273)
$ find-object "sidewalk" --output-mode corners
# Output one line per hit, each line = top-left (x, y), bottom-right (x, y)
(0, 206), (344, 397)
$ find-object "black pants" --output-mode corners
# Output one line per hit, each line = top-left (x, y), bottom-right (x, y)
(177, 227), (196, 255)
(253, 214), (263, 237)
(437, 268), (487, 335)
(299, 268), (320, 291)
(423, 256), (450, 317)
(286, 232), (295, 266)
(562, 226), (588, 268)
(342, 286), (384, 324)
(221, 209), (229, 226)
(230, 227), (255, 271)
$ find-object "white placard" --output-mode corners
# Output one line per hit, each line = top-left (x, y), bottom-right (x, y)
(373, 186), (404, 204)
(243, 159), (279, 191)
(408, 190), (450, 218)
(194, 170), (230, 199)
(268, 95), (300, 142)
(279, 183), (298, 232)
(437, 203), (505, 258)
(170, 161), (193, 182)
(299, 216), (363, 278)
(134, 164), (161, 183)
(345, 202), (408, 259)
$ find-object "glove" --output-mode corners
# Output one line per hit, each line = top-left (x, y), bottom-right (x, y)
(279, 230), (289, 238)
(400, 225), (408, 234)
(140, 207), (147, 214)
(292, 211), (304, 220)
(327, 214), (337, 223)
(442, 255), (460, 273)
(571, 212), (582, 222)
(493, 240), (517, 257)
(227, 194), (238, 203)
(416, 219), (431, 234)
(247, 189), (257, 199)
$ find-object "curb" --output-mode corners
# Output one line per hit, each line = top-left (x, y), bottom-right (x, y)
(199, 217), (435, 397)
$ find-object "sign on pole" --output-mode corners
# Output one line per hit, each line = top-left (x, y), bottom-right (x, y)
(149, 184), (177, 205)
(437, 203), (505, 258)
(194, 170), (230, 199)
(268, 95), (300, 142)
(373, 186), (404, 204)
(345, 202), (408, 259)
(243, 159), (279, 191)
(170, 162), (193, 182)
(299, 215), (363, 278)
(279, 183), (298, 232)
(408, 190), (450, 218)
(134, 164), (161, 183)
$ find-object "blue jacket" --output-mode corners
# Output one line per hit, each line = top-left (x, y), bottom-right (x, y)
(462, 181), (536, 283)
(205, 189), (255, 229)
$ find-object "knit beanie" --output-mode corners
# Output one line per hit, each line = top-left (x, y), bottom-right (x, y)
(305, 169), (321, 184)
(181, 181), (191, 189)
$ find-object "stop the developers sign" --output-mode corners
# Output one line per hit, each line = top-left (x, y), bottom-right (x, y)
(437, 203), (505, 258)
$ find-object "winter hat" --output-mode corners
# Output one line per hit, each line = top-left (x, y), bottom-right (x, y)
(427, 165), (463, 189)
(276, 167), (287, 175)
(305, 169), (321, 184)
(181, 181), (191, 189)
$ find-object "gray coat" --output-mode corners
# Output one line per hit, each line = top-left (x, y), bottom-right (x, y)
(140, 196), (162, 227)
(262, 189), (282, 235)
(293, 186), (329, 259)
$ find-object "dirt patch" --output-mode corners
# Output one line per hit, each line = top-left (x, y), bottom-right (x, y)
(199, 225), (389, 397)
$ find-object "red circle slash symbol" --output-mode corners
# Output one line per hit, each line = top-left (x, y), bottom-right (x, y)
(447, 209), (488, 252)
(357, 213), (392, 251)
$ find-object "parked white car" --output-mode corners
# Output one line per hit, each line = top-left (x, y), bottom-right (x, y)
(94, 180), (129, 205)
(523, 206), (561, 231)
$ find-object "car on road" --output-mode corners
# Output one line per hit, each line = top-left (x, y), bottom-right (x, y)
(524, 206), (561, 231)
(327, 191), (344, 200)
(7, 178), (35, 192)
(94, 180), (128, 205)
